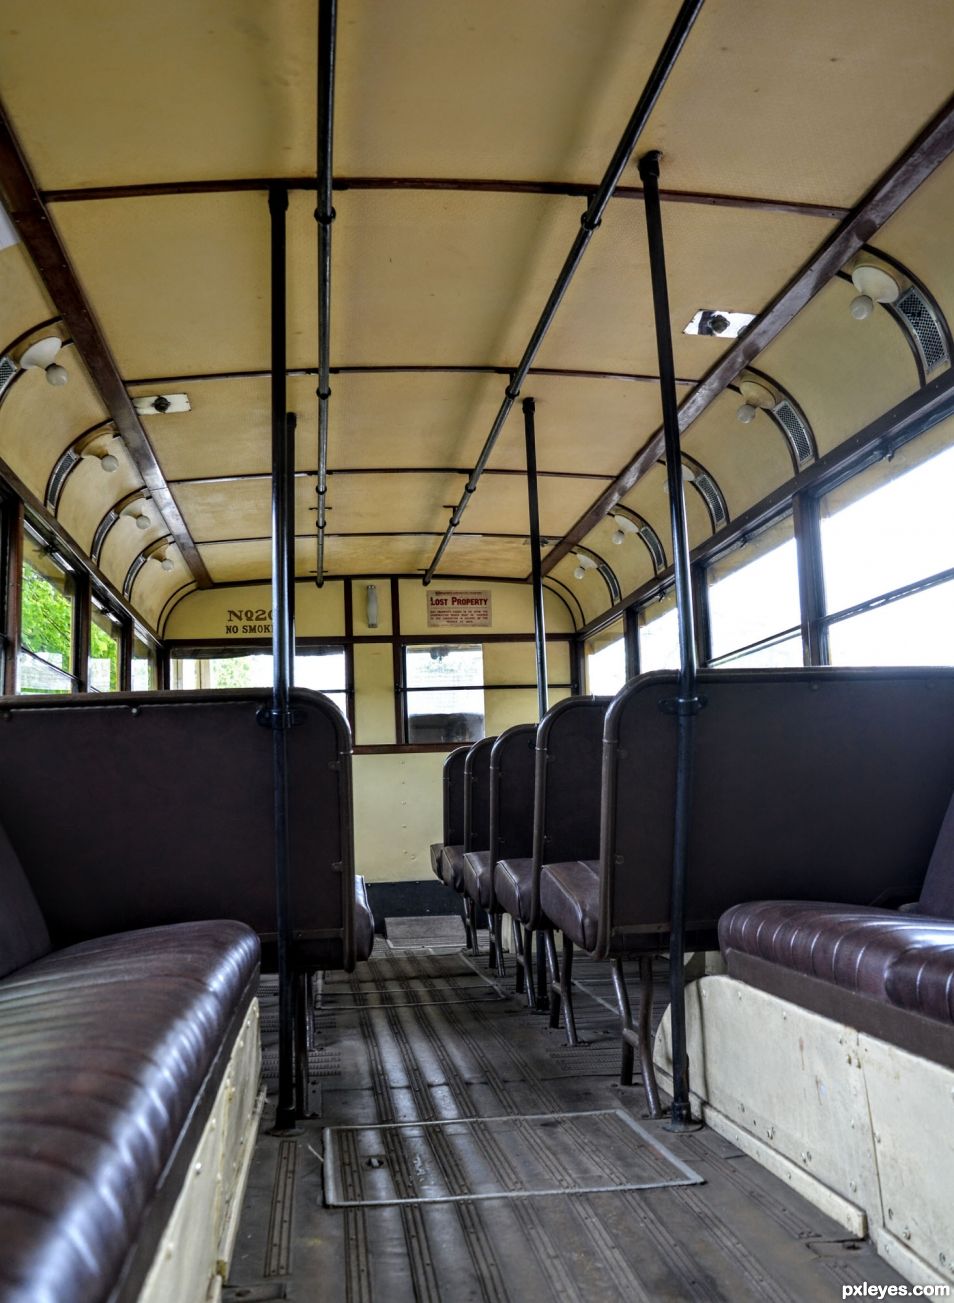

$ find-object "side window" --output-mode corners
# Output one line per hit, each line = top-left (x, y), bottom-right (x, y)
(404, 643), (485, 743)
(18, 529), (76, 693)
(706, 516), (802, 667)
(584, 619), (627, 694)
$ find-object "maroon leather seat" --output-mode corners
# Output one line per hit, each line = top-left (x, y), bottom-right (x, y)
(886, 943), (954, 1024)
(461, 851), (493, 910)
(0, 920), (259, 1303)
(429, 842), (443, 878)
(493, 857), (534, 925)
(441, 844), (466, 892)
(540, 860), (600, 952)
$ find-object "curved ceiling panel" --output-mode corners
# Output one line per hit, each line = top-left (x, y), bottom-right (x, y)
(57, 447), (144, 553)
(548, 552), (613, 625)
(99, 509), (172, 591)
(129, 547), (194, 628)
(581, 515), (657, 599)
(754, 276), (920, 456)
(619, 460), (712, 555)
(0, 244), (55, 352)
(680, 390), (794, 520)
(877, 153), (954, 331)
(0, 345), (107, 498)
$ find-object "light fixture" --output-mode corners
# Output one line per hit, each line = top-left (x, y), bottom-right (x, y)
(81, 434), (123, 473)
(849, 264), (901, 320)
(19, 337), (68, 386)
(572, 551), (597, 580)
(366, 584), (379, 629)
(660, 462), (696, 494)
(0, 202), (18, 252)
(735, 378), (776, 424)
(122, 500), (152, 531)
(609, 514), (639, 545)
(132, 393), (192, 415)
(152, 544), (176, 572)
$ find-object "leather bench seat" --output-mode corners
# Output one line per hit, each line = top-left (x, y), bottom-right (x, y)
(887, 942), (954, 1023)
(540, 860), (600, 951)
(461, 851), (493, 910)
(494, 858), (534, 925)
(441, 844), (466, 892)
(0, 920), (260, 1303)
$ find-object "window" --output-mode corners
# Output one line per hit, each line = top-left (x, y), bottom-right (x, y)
(132, 634), (158, 691)
(585, 620), (627, 695)
(170, 647), (348, 715)
(822, 441), (954, 666)
(18, 530), (75, 693)
(638, 590), (680, 672)
(89, 601), (121, 692)
(706, 516), (802, 667)
(404, 643), (484, 743)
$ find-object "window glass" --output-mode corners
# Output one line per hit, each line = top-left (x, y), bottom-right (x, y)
(89, 603), (121, 692)
(638, 590), (680, 672)
(18, 532), (74, 693)
(585, 619), (627, 695)
(707, 517), (800, 660)
(821, 443), (954, 614)
(169, 648), (347, 715)
(132, 634), (157, 691)
(828, 581), (954, 667)
(713, 634), (804, 669)
(405, 644), (485, 743)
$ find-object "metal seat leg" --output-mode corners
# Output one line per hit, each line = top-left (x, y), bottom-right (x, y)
(610, 957), (662, 1117)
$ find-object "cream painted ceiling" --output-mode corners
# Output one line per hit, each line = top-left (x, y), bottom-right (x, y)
(0, 0), (953, 633)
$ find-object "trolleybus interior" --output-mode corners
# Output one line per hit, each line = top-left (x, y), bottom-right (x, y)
(1, 2), (954, 1300)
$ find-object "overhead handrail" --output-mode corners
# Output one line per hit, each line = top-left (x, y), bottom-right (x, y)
(422, 0), (704, 585)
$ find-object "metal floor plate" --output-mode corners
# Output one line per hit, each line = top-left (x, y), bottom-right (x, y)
(323, 1108), (703, 1207)
(384, 915), (466, 950)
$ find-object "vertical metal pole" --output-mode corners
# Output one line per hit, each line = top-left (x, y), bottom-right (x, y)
(523, 398), (549, 720)
(314, 0), (337, 586)
(793, 491), (828, 666)
(268, 183), (298, 1132)
(638, 149), (703, 1131)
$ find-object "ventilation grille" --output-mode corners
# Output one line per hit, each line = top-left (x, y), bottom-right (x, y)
(0, 355), (17, 398)
(894, 286), (949, 374)
(773, 400), (816, 467)
(123, 551), (149, 599)
(638, 525), (666, 572)
(46, 449), (80, 511)
(693, 471), (728, 528)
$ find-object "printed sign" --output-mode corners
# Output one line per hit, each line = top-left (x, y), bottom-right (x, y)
(224, 606), (273, 635)
(427, 590), (492, 628)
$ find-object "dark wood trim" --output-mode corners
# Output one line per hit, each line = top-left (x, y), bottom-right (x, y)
(42, 175), (846, 220)
(1, 496), (22, 694)
(0, 453), (160, 638)
(343, 581), (355, 735)
(574, 363), (954, 639)
(126, 362), (695, 389)
(0, 106), (211, 588)
(624, 605), (640, 678)
(792, 491), (827, 666)
(390, 577), (405, 745)
(691, 562), (711, 667)
(118, 614), (133, 691)
(353, 742), (462, 756)
(156, 643), (171, 691)
(72, 569), (91, 693)
(571, 639), (585, 695)
(543, 91), (954, 575)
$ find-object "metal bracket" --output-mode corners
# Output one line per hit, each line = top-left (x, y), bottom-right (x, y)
(658, 694), (707, 717)
(256, 706), (305, 730)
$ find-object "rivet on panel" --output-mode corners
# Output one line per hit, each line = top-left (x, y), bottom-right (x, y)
(903, 1229), (911, 1241)
(194, 1161), (203, 1175)
(849, 1181), (857, 1192)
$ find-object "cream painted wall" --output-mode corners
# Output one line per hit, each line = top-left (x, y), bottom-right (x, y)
(352, 751), (446, 882)
(353, 642), (395, 745)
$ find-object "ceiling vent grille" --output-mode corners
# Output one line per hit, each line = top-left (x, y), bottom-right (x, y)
(893, 286), (949, 374)
(0, 355), (17, 399)
(772, 400), (816, 467)
(693, 470), (728, 528)
(123, 552), (149, 600)
(638, 525), (666, 572)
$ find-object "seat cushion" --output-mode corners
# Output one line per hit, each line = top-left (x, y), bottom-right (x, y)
(719, 900), (954, 1001)
(0, 920), (259, 1303)
(429, 842), (444, 879)
(540, 860), (600, 952)
(355, 875), (375, 962)
(886, 942), (954, 1024)
(461, 851), (493, 910)
(0, 819), (50, 980)
(441, 844), (466, 892)
(494, 857), (534, 925)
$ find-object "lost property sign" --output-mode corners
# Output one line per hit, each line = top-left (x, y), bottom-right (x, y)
(426, 590), (492, 627)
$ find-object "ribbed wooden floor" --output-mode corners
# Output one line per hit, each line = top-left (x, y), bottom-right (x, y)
(228, 946), (904, 1302)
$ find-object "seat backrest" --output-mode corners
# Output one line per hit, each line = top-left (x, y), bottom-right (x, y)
(0, 816), (51, 979)
(464, 735), (497, 852)
(442, 745), (469, 847)
(918, 789), (954, 918)
(599, 668), (954, 956)
(0, 688), (358, 969)
(489, 724), (536, 866)
(531, 695), (611, 925)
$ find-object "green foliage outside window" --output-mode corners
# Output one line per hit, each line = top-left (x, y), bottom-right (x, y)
(21, 561), (72, 671)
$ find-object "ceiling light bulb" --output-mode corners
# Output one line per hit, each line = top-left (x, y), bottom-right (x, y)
(135, 512), (151, 531)
(99, 453), (119, 472)
(737, 402), (757, 423)
(160, 556), (174, 572)
(44, 362), (68, 386)
(611, 527), (625, 545)
(850, 294), (874, 321)
(573, 564), (586, 580)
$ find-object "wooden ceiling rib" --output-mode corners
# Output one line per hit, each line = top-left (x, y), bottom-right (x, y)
(543, 91), (954, 576)
(0, 107), (212, 588)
